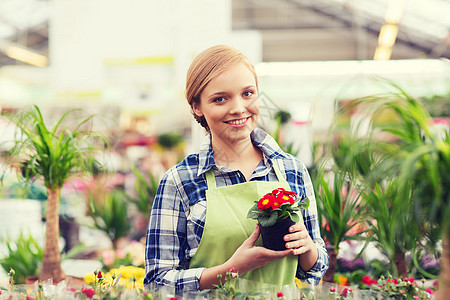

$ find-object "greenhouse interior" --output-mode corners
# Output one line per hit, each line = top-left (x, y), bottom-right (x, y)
(0, 0), (449, 299)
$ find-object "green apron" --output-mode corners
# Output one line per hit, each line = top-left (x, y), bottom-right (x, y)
(189, 160), (301, 287)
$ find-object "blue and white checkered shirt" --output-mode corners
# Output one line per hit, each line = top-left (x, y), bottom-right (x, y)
(144, 127), (329, 292)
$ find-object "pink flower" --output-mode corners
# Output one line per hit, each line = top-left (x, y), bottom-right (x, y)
(26, 296), (34, 300)
(67, 288), (77, 292)
(101, 250), (115, 266)
(115, 249), (125, 259)
(277, 292), (284, 298)
(81, 288), (96, 299)
(330, 287), (336, 292)
(340, 288), (349, 297)
(142, 292), (148, 296)
(425, 288), (435, 295)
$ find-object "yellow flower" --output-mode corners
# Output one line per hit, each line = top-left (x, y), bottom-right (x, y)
(84, 273), (96, 285)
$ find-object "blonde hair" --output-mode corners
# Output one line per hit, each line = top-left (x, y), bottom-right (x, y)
(185, 45), (258, 131)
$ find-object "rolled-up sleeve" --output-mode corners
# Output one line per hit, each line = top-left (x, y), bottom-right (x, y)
(144, 169), (204, 292)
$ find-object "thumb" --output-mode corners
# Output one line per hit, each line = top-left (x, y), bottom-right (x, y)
(244, 225), (261, 246)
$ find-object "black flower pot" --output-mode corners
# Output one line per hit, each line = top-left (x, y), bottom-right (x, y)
(260, 217), (295, 251)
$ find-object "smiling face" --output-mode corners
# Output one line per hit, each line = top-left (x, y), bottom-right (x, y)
(193, 62), (259, 148)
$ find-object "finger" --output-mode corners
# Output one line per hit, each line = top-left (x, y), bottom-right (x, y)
(289, 223), (306, 233)
(243, 225), (261, 246)
(262, 248), (293, 258)
(292, 247), (308, 255)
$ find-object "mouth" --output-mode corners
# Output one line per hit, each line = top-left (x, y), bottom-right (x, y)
(224, 116), (251, 126)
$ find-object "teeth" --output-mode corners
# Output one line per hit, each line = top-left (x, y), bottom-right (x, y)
(228, 118), (247, 125)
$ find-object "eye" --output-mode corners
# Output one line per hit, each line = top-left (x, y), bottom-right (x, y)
(242, 90), (255, 98)
(213, 96), (226, 103)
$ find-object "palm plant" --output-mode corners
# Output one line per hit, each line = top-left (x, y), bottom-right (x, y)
(314, 170), (363, 282)
(4, 105), (107, 282)
(360, 179), (418, 277)
(335, 81), (449, 298)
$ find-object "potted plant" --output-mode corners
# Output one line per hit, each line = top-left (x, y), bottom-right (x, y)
(334, 82), (449, 298)
(3, 105), (108, 282)
(247, 188), (309, 251)
(314, 171), (364, 282)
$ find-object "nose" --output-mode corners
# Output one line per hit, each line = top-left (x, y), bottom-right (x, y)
(229, 97), (246, 115)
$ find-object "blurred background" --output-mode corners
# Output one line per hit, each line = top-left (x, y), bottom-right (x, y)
(0, 0), (449, 287)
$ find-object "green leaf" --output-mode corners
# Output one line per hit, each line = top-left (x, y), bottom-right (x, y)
(297, 197), (310, 210)
(289, 213), (300, 223)
(258, 211), (278, 227)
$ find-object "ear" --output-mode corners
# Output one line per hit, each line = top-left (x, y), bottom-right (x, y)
(192, 101), (203, 117)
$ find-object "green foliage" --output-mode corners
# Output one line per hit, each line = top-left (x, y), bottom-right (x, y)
(420, 92), (450, 117)
(126, 167), (158, 216)
(157, 132), (183, 149)
(361, 180), (418, 277)
(315, 171), (363, 252)
(4, 105), (107, 190)
(338, 82), (450, 239)
(369, 275), (431, 300)
(0, 233), (43, 283)
(275, 110), (292, 125)
(88, 189), (131, 248)
(212, 270), (261, 300)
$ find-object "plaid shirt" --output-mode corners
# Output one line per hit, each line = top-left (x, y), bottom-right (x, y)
(144, 127), (329, 292)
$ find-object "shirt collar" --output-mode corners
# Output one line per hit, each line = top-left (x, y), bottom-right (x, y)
(197, 127), (289, 176)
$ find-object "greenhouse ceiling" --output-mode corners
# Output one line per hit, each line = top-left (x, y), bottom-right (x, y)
(0, 0), (449, 66)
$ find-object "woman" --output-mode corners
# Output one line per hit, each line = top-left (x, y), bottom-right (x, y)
(144, 45), (329, 293)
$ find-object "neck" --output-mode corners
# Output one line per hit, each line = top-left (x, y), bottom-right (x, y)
(212, 135), (259, 169)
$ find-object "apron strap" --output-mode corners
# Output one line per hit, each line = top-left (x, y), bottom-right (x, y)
(205, 168), (217, 190)
(205, 159), (287, 190)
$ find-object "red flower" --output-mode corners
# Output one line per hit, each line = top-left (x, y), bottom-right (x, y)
(257, 195), (274, 210)
(277, 292), (284, 298)
(81, 288), (96, 299)
(271, 198), (282, 209)
(340, 288), (350, 297)
(97, 271), (103, 279)
(329, 287), (336, 292)
(362, 275), (377, 286)
(26, 296), (34, 300)
(229, 268), (236, 273)
(170, 298), (178, 300)
(404, 277), (415, 284)
(387, 278), (398, 284)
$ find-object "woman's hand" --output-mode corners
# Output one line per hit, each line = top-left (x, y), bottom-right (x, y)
(225, 225), (292, 274)
(283, 222), (314, 255)
(284, 222), (319, 271)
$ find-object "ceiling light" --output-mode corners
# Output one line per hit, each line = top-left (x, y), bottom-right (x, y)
(3, 45), (48, 67)
(374, 46), (392, 60)
(378, 24), (399, 47)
